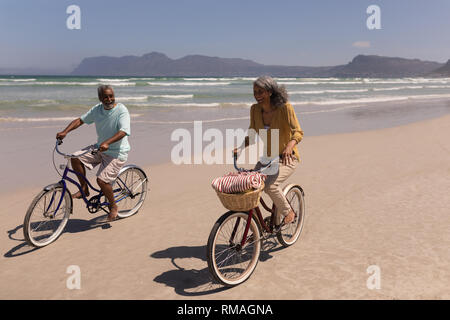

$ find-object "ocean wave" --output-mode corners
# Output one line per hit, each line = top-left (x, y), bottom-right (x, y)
(0, 116), (78, 122)
(96, 78), (132, 82)
(290, 90), (325, 94)
(363, 78), (450, 85)
(299, 104), (366, 115)
(133, 116), (250, 125)
(130, 102), (222, 108)
(278, 81), (320, 85)
(372, 86), (423, 91)
(182, 78), (222, 81)
(300, 78), (341, 81)
(147, 94), (194, 99)
(0, 81), (136, 86)
(291, 89), (369, 94)
(280, 80), (365, 85)
(0, 113), (142, 123)
(128, 101), (252, 108)
(426, 85), (450, 89)
(117, 96), (149, 101)
(0, 78), (36, 82)
(0, 98), (61, 105)
(147, 81), (231, 86)
(291, 93), (450, 106)
(229, 77), (256, 81)
(127, 77), (157, 80)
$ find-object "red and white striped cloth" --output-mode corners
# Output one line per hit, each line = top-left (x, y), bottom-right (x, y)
(212, 172), (266, 194)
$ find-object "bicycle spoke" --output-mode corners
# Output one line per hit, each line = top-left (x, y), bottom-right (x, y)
(25, 187), (71, 247)
(112, 168), (147, 218)
(211, 214), (259, 282)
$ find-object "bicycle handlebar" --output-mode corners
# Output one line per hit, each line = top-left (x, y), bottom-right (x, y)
(55, 139), (99, 158)
(233, 153), (279, 173)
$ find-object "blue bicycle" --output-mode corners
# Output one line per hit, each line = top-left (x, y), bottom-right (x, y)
(23, 140), (148, 247)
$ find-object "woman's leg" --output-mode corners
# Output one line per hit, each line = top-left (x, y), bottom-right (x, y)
(264, 159), (298, 224)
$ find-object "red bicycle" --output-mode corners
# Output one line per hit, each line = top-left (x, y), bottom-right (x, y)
(206, 155), (305, 286)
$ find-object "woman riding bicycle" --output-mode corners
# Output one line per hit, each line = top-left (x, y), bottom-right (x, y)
(234, 75), (303, 226)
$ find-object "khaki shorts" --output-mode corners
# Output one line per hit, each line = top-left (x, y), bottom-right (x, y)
(74, 147), (126, 184)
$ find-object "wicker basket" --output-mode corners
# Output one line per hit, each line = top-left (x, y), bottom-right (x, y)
(215, 182), (264, 211)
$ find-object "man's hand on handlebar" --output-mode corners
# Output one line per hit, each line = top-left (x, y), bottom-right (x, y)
(56, 131), (67, 141)
(99, 142), (109, 152)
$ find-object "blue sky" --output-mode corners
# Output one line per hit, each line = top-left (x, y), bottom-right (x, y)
(1, 0), (450, 70)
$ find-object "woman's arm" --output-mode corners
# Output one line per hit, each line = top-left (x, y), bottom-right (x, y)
(281, 104), (303, 165)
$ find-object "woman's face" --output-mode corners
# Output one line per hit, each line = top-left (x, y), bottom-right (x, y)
(253, 84), (271, 104)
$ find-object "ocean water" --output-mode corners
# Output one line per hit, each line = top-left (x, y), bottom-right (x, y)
(2, 75), (450, 129)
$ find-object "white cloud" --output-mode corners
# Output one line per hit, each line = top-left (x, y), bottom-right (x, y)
(352, 41), (371, 48)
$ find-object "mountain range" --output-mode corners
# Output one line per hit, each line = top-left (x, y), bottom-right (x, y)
(70, 52), (447, 78)
(2, 53), (449, 77)
(429, 59), (450, 76)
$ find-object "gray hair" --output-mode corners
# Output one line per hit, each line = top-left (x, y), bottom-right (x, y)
(97, 85), (114, 100)
(253, 75), (288, 108)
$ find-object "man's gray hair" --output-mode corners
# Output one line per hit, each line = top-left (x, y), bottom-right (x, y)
(254, 75), (288, 108)
(97, 85), (114, 100)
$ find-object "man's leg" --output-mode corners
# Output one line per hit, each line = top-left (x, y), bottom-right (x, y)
(97, 177), (118, 221)
(96, 155), (126, 221)
(71, 158), (90, 199)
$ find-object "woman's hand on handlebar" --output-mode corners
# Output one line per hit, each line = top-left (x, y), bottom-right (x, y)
(232, 148), (241, 159)
(281, 140), (296, 166)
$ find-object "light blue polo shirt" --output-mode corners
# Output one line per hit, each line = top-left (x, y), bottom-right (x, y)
(80, 103), (131, 161)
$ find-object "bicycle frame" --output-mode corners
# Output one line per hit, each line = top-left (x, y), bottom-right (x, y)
(47, 162), (133, 216)
(238, 198), (277, 247)
(237, 189), (300, 248)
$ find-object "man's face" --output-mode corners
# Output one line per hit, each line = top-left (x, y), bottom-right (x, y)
(100, 88), (115, 109)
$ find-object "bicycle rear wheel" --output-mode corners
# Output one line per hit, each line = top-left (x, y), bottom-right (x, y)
(207, 211), (261, 286)
(24, 185), (72, 247)
(112, 166), (148, 218)
(276, 185), (305, 247)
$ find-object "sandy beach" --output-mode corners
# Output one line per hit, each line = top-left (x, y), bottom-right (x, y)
(1, 112), (449, 300)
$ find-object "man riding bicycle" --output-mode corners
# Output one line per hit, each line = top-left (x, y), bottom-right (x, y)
(56, 85), (131, 222)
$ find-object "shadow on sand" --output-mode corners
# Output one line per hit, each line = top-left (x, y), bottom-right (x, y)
(4, 216), (112, 258)
(150, 236), (286, 297)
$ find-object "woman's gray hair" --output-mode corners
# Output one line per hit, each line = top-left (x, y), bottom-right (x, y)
(254, 75), (288, 108)
(97, 85), (114, 100)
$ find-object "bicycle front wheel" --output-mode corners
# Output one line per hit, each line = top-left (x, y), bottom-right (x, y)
(207, 211), (261, 286)
(24, 185), (72, 247)
(277, 185), (305, 247)
(112, 166), (148, 218)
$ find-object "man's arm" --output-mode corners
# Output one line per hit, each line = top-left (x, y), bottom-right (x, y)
(98, 130), (127, 152)
(56, 118), (84, 140)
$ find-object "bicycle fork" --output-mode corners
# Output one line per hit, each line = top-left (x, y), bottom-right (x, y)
(43, 181), (68, 218)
